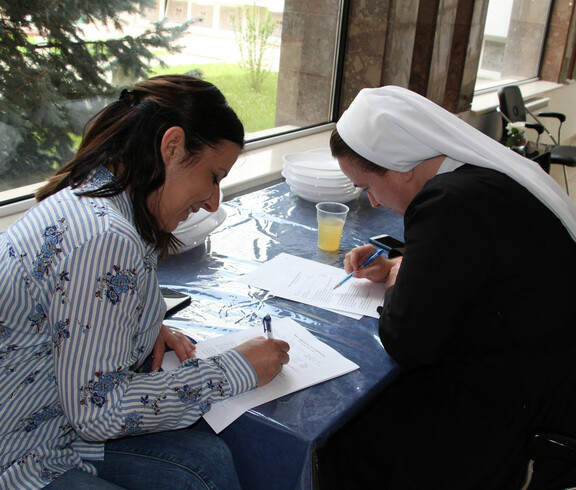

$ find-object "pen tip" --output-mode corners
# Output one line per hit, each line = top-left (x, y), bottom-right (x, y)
(332, 284), (340, 290)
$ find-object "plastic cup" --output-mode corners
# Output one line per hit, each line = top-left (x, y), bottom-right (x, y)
(316, 202), (349, 251)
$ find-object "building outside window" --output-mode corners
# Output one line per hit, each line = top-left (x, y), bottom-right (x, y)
(475, 0), (552, 92)
(0, 0), (344, 204)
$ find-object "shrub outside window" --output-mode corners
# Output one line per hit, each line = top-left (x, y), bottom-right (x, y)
(0, 0), (343, 204)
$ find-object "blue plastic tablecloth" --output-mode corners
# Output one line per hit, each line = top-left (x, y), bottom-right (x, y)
(157, 182), (404, 490)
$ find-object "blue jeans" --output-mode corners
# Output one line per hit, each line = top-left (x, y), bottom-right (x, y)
(46, 424), (242, 490)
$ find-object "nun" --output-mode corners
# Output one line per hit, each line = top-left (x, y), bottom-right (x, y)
(319, 86), (576, 489)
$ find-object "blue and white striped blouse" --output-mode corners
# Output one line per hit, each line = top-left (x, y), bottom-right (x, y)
(0, 167), (257, 489)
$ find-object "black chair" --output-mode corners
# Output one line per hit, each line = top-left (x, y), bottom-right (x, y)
(497, 85), (576, 195)
(527, 432), (576, 462)
(525, 432), (576, 488)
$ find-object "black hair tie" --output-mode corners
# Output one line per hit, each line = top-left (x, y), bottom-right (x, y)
(119, 88), (140, 108)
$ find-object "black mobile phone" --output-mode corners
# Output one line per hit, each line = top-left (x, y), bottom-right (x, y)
(368, 234), (404, 251)
(160, 287), (191, 316)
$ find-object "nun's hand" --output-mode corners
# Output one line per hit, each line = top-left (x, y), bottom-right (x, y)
(383, 256), (402, 290)
(343, 244), (398, 284)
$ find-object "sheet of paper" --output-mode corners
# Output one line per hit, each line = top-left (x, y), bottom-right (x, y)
(161, 350), (183, 372)
(163, 317), (359, 433)
(240, 253), (385, 319)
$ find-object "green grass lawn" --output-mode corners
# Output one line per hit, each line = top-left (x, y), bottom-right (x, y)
(151, 62), (278, 133)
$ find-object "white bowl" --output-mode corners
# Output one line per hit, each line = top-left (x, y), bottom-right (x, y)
(171, 205), (228, 253)
(170, 190), (226, 253)
(282, 163), (351, 182)
(282, 169), (355, 191)
(172, 190), (223, 230)
(285, 158), (341, 173)
(307, 148), (332, 156)
(283, 175), (356, 197)
(289, 185), (362, 204)
(282, 150), (360, 204)
(174, 207), (211, 233)
(283, 150), (341, 167)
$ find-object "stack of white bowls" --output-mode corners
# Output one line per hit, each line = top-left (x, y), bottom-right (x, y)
(170, 190), (228, 254)
(282, 149), (361, 203)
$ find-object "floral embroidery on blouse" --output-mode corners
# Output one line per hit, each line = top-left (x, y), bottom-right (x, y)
(28, 304), (48, 333)
(198, 400), (210, 415)
(75, 166), (113, 194)
(30, 219), (67, 280)
(0, 320), (11, 341)
(88, 200), (107, 217)
(143, 251), (156, 273)
(79, 368), (132, 408)
(174, 384), (203, 404)
(121, 411), (144, 435)
(40, 468), (60, 483)
(8, 370), (41, 400)
(78, 321), (92, 334)
(95, 265), (137, 305)
(55, 271), (70, 304)
(209, 356), (227, 373)
(182, 358), (199, 368)
(52, 319), (70, 353)
(140, 392), (166, 415)
(206, 378), (226, 397)
(16, 402), (64, 433)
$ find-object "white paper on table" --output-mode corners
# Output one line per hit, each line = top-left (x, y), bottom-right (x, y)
(163, 317), (359, 433)
(239, 253), (385, 319)
(161, 350), (183, 372)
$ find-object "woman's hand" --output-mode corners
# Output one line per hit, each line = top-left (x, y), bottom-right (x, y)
(151, 324), (197, 371)
(235, 337), (291, 387)
(343, 244), (402, 288)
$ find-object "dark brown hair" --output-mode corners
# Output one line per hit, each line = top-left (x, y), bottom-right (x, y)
(36, 75), (245, 256)
(330, 128), (388, 176)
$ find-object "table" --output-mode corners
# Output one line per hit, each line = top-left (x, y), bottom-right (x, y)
(157, 182), (404, 490)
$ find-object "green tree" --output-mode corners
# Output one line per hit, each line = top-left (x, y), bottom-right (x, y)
(0, 0), (193, 191)
(231, 2), (275, 93)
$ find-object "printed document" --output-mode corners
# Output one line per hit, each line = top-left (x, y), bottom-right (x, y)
(162, 317), (359, 433)
(239, 252), (386, 319)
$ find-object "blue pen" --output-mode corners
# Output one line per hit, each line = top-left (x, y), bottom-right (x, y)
(262, 314), (273, 339)
(333, 248), (385, 290)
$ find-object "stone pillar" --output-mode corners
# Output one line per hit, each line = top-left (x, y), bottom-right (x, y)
(443, 0), (488, 113)
(274, 0), (341, 127)
(540, 0), (576, 82)
(339, 0), (488, 115)
(339, 0), (390, 109)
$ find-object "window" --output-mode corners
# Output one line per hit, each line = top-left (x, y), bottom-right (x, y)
(0, 0), (344, 204)
(475, 0), (552, 92)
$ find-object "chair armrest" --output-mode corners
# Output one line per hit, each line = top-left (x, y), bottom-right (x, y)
(538, 111), (566, 123)
(525, 122), (544, 135)
(527, 433), (576, 462)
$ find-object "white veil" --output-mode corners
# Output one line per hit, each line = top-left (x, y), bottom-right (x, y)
(336, 85), (576, 241)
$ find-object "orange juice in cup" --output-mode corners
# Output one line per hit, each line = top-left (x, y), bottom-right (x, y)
(316, 202), (349, 252)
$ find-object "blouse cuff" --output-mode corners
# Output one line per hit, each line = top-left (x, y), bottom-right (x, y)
(219, 349), (258, 396)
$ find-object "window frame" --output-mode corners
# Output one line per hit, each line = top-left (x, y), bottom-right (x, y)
(0, 0), (351, 214)
(473, 0), (553, 95)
